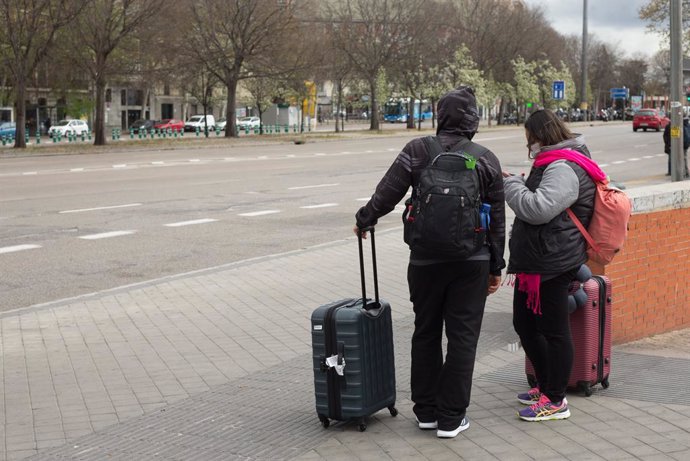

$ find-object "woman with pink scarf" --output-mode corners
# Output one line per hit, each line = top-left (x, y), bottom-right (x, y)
(502, 109), (602, 422)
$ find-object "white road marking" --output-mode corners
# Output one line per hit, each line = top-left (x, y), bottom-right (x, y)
(599, 163), (609, 167)
(257, 156), (268, 160)
(474, 135), (521, 142)
(0, 244), (42, 255)
(612, 161), (626, 164)
(238, 210), (281, 217)
(59, 203), (142, 214)
(633, 144), (648, 148)
(152, 161), (164, 165)
(314, 153), (326, 156)
(656, 154), (666, 157)
(71, 168), (85, 172)
(643, 156), (655, 159)
(288, 183), (339, 190)
(628, 158), (641, 162)
(79, 230), (136, 240)
(356, 197), (370, 201)
(189, 159), (200, 162)
(286, 154), (296, 158)
(387, 148), (397, 152)
(22, 171), (37, 175)
(164, 218), (218, 227)
(300, 203), (338, 209)
(113, 164), (127, 168)
(339, 151), (351, 154)
(590, 150), (603, 155)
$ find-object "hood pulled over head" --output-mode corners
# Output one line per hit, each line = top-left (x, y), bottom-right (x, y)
(436, 86), (479, 139)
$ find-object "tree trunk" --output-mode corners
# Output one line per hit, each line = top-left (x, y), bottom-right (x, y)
(497, 98), (505, 126)
(225, 78), (238, 137)
(369, 79), (379, 131)
(407, 99), (414, 129)
(14, 79), (27, 148)
(336, 80), (343, 133)
(94, 75), (107, 145)
(431, 97), (436, 130)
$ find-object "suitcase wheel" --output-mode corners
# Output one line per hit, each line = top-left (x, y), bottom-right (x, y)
(580, 382), (593, 397)
(358, 418), (367, 432)
(318, 414), (330, 429)
(388, 405), (398, 417)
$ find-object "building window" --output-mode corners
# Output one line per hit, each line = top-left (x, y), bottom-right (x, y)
(121, 89), (126, 105)
(106, 89), (112, 103)
(164, 83), (170, 96)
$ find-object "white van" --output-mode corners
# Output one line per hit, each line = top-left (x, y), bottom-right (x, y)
(184, 114), (216, 132)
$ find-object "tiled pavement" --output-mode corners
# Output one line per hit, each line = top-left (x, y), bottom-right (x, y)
(1, 227), (689, 460)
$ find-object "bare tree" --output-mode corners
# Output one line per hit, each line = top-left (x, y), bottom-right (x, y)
(326, 0), (427, 131)
(185, 0), (308, 138)
(242, 76), (280, 135)
(63, 0), (164, 146)
(0, 0), (81, 148)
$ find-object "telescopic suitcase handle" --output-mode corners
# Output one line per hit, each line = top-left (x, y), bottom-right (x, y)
(357, 227), (380, 309)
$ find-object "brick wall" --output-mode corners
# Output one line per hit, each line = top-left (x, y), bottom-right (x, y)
(591, 197), (690, 344)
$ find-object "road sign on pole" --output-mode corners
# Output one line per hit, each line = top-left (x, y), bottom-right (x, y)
(610, 88), (629, 100)
(552, 80), (565, 100)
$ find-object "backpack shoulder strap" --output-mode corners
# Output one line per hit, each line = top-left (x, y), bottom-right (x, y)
(566, 208), (600, 254)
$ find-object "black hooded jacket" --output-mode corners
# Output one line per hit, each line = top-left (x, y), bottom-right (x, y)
(355, 87), (506, 275)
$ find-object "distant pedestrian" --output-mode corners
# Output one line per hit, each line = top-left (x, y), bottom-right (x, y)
(354, 86), (506, 438)
(662, 118), (690, 177)
(503, 109), (600, 422)
(44, 117), (51, 133)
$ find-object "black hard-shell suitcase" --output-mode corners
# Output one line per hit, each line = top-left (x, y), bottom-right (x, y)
(311, 228), (397, 431)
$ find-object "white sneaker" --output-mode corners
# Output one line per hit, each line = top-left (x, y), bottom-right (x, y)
(415, 417), (437, 430)
(437, 417), (470, 438)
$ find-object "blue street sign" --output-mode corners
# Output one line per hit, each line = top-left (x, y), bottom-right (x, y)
(552, 80), (565, 100)
(610, 87), (629, 99)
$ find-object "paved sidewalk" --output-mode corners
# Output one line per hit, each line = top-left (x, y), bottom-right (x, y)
(1, 227), (689, 460)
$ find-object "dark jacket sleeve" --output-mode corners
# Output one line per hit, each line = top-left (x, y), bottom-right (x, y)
(476, 150), (506, 275)
(664, 124), (671, 154)
(355, 143), (415, 228)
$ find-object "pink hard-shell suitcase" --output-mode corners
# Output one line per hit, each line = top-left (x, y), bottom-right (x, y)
(526, 275), (612, 396)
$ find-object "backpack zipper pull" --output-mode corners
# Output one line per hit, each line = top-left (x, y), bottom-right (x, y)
(425, 194), (431, 204)
(461, 196), (465, 207)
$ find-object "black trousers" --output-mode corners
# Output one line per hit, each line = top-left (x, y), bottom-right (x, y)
(408, 260), (489, 431)
(512, 269), (578, 403)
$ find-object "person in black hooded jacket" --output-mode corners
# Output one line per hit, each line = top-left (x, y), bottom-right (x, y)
(354, 86), (505, 438)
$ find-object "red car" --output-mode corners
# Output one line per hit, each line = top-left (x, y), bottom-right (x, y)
(632, 109), (670, 132)
(154, 119), (185, 132)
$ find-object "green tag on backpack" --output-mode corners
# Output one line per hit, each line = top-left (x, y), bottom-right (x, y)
(464, 154), (476, 170)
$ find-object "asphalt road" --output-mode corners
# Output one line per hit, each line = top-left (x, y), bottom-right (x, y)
(0, 121), (671, 311)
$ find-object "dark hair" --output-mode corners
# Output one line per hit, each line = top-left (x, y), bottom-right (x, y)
(524, 109), (573, 147)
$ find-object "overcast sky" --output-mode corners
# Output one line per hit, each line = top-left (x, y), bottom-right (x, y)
(522, 0), (666, 58)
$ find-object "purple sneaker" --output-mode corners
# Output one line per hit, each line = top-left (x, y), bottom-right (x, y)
(518, 395), (570, 421)
(517, 386), (542, 405)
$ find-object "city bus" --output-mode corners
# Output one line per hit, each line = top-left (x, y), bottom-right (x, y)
(383, 98), (433, 123)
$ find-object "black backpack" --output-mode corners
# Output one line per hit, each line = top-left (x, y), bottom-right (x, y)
(683, 123), (690, 150)
(402, 136), (487, 257)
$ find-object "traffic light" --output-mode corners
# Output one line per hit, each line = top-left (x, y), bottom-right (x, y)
(686, 92), (690, 102)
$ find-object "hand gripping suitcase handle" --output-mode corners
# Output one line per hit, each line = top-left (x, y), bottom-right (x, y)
(357, 227), (380, 309)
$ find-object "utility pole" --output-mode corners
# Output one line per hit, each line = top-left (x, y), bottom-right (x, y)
(580, 0), (588, 121)
(670, 0), (685, 181)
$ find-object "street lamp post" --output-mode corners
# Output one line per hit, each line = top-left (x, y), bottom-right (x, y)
(580, 0), (588, 121)
(670, 0), (686, 181)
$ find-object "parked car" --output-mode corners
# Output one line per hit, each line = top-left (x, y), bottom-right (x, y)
(184, 114), (215, 132)
(633, 109), (670, 132)
(0, 121), (16, 138)
(130, 119), (157, 134)
(48, 119), (89, 138)
(154, 119), (185, 132)
(236, 116), (260, 130)
(216, 118), (227, 131)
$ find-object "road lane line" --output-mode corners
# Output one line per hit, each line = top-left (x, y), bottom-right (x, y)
(612, 160), (626, 164)
(79, 230), (136, 240)
(238, 210), (281, 217)
(164, 218), (219, 227)
(643, 156), (655, 159)
(356, 197), (370, 201)
(0, 244), (42, 255)
(22, 171), (38, 175)
(300, 203), (338, 209)
(59, 203), (142, 214)
(152, 161), (164, 165)
(628, 158), (641, 161)
(71, 168), (85, 172)
(189, 159), (200, 162)
(288, 183), (339, 190)
(599, 163), (609, 167)
(113, 164), (127, 168)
